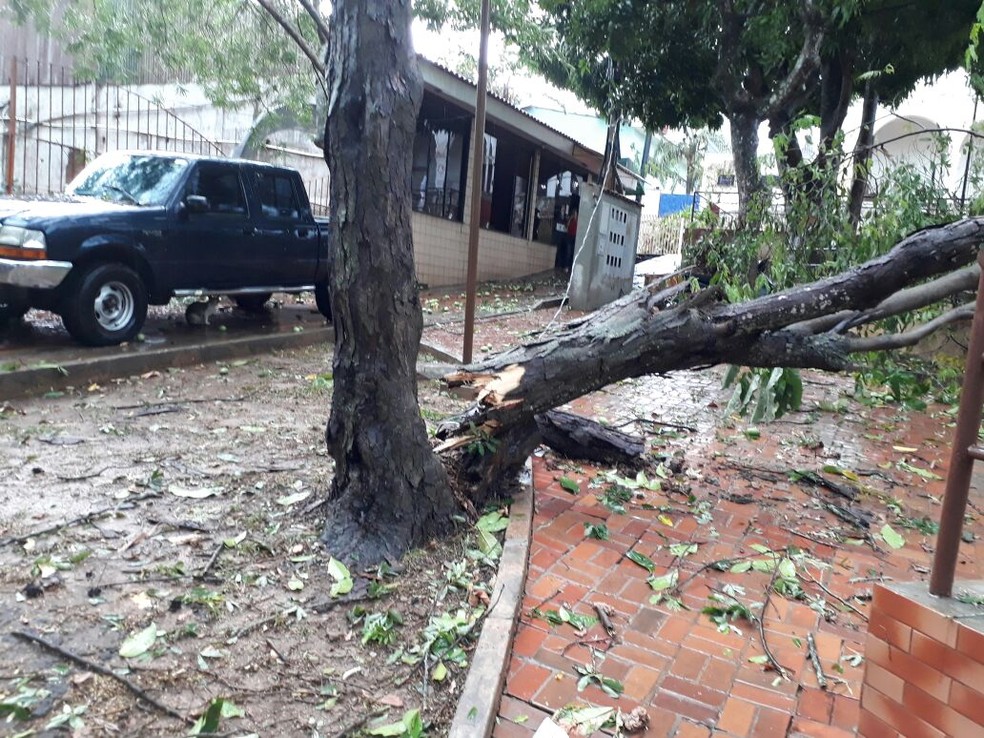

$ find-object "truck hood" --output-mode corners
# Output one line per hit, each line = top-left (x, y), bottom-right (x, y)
(0, 197), (140, 228)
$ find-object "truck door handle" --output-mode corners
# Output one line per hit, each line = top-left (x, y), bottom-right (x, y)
(296, 228), (310, 238)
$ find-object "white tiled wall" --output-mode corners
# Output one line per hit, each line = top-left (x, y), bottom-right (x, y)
(412, 213), (555, 287)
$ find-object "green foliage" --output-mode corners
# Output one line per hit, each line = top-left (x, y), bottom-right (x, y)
(723, 366), (804, 423)
(465, 423), (500, 457)
(361, 610), (404, 646)
(583, 522), (609, 540)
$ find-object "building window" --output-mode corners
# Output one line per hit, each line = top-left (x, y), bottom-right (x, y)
(716, 173), (736, 187)
(412, 110), (468, 221)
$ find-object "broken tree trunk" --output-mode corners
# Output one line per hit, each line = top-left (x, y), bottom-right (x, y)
(439, 218), (984, 506)
(536, 410), (646, 465)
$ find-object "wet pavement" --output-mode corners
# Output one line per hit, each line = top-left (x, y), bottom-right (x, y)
(495, 370), (981, 738)
(0, 299), (334, 399)
(1, 281), (980, 737)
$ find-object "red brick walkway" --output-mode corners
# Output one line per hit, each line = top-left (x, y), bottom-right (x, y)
(494, 371), (980, 737)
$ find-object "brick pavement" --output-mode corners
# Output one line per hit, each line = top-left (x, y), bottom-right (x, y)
(494, 370), (980, 737)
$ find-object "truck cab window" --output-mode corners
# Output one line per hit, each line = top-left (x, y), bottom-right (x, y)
(252, 171), (302, 220)
(187, 165), (247, 216)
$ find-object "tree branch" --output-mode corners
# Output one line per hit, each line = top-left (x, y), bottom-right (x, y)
(843, 302), (975, 353)
(253, 0), (326, 79)
(837, 264), (980, 332)
(787, 263), (980, 335)
(297, 0), (330, 44)
(764, 1), (825, 117)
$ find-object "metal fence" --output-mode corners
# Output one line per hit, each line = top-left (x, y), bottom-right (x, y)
(2, 53), (226, 196)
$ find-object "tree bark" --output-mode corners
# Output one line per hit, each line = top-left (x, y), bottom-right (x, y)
(322, 0), (456, 564)
(729, 111), (766, 223)
(536, 410), (646, 465)
(440, 219), (984, 502)
(848, 82), (879, 230)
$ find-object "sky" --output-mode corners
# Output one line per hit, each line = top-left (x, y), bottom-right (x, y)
(409, 19), (594, 116)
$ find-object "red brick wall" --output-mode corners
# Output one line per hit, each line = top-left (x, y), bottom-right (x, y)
(859, 583), (984, 738)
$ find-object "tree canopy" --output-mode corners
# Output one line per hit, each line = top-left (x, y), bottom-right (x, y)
(529, 0), (983, 213)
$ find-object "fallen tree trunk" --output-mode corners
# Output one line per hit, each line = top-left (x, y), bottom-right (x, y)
(438, 218), (984, 505)
(536, 410), (646, 465)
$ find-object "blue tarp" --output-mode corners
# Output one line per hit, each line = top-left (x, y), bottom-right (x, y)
(658, 193), (697, 217)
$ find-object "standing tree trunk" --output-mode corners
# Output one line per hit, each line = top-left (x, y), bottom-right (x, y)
(848, 82), (879, 230)
(322, 0), (457, 564)
(729, 111), (766, 223)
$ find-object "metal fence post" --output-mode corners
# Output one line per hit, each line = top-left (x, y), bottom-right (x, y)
(5, 56), (15, 194)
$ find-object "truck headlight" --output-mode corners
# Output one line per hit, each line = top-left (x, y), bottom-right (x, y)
(0, 225), (47, 255)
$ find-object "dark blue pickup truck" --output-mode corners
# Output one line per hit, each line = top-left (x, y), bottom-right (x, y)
(0, 151), (332, 345)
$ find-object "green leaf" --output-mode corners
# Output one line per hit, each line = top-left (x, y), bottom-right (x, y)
(328, 557), (353, 597)
(431, 661), (447, 682)
(190, 697), (242, 735)
(476, 528), (502, 558)
(119, 622), (158, 659)
(669, 543), (698, 558)
(777, 558), (797, 580)
(897, 461), (943, 481)
(626, 550), (655, 572)
(476, 511), (509, 532)
(648, 569), (679, 592)
(730, 560), (752, 573)
(0, 703), (31, 721)
(880, 524), (906, 550)
(584, 522), (609, 540)
(276, 490), (311, 506)
(748, 654), (770, 664)
(553, 705), (615, 733)
(559, 476), (580, 494)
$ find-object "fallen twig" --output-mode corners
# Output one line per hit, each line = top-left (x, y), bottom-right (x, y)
(755, 568), (791, 681)
(802, 571), (869, 622)
(265, 638), (291, 666)
(114, 395), (252, 410)
(11, 630), (190, 724)
(330, 708), (388, 738)
(55, 465), (114, 482)
(197, 542), (225, 580)
(807, 633), (828, 689)
(0, 491), (161, 548)
(593, 602), (617, 640)
(134, 405), (182, 417)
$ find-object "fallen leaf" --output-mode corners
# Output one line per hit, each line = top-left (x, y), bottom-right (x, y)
(119, 622), (158, 658)
(277, 490), (311, 506)
(376, 694), (404, 708)
(170, 485), (224, 499)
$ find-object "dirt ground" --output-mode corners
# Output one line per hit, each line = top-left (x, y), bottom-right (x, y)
(0, 279), (573, 738)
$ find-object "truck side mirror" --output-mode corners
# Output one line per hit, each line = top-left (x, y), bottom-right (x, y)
(185, 195), (209, 214)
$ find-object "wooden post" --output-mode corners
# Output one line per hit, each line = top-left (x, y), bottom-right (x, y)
(5, 57), (16, 194)
(462, 0), (490, 365)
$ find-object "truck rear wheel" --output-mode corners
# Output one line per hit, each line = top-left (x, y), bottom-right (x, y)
(315, 283), (332, 321)
(62, 264), (148, 346)
(0, 299), (28, 324)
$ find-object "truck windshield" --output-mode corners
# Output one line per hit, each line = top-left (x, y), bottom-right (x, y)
(67, 153), (190, 206)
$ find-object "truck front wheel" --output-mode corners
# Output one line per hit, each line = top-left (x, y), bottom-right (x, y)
(62, 264), (148, 346)
(314, 283), (332, 321)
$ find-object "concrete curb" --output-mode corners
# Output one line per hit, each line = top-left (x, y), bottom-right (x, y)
(0, 327), (335, 399)
(0, 328), (465, 400)
(448, 458), (533, 738)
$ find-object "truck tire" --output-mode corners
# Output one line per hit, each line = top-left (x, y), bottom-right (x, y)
(315, 283), (332, 321)
(234, 293), (272, 312)
(62, 264), (148, 346)
(0, 300), (28, 324)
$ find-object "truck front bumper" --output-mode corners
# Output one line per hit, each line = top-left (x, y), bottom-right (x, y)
(0, 258), (72, 289)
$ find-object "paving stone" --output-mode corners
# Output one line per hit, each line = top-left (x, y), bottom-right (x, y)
(494, 368), (979, 738)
